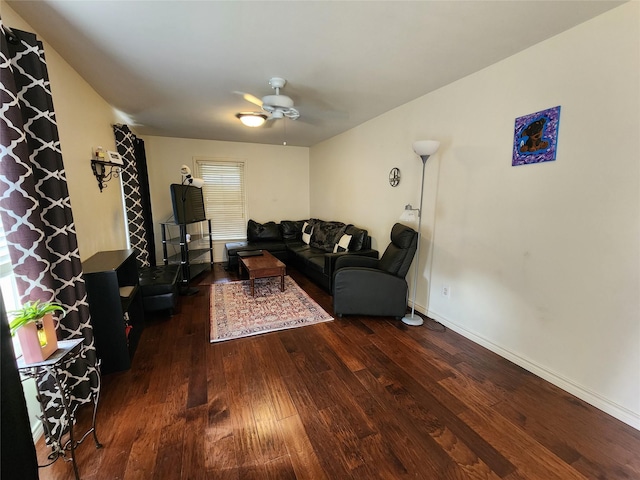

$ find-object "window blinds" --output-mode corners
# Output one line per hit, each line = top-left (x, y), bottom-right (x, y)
(196, 160), (246, 240)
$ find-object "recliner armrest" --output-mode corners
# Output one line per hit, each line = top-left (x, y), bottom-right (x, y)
(334, 253), (380, 271)
(325, 249), (379, 278)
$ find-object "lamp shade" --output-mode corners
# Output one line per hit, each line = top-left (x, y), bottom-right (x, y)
(413, 140), (440, 157)
(400, 204), (418, 223)
(236, 112), (267, 127)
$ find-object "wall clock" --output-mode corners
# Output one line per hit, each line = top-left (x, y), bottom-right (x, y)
(389, 167), (400, 187)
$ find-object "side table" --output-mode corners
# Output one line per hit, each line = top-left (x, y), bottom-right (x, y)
(17, 338), (102, 480)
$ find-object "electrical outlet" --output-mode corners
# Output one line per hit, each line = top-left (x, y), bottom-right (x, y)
(442, 285), (450, 298)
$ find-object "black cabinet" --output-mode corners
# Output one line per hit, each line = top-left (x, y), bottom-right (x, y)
(82, 249), (144, 374)
(161, 219), (213, 287)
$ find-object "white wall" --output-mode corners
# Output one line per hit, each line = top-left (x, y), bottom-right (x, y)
(141, 136), (310, 263)
(310, 3), (640, 429)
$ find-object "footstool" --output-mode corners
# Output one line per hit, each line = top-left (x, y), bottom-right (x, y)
(138, 265), (180, 315)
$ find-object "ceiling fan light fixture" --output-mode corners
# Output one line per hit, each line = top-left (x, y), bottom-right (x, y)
(236, 112), (268, 127)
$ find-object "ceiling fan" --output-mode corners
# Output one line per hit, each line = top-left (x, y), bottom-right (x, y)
(235, 77), (300, 126)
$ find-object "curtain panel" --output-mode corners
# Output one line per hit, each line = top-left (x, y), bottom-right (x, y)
(0, 23), (99, 447)
(113, 124), (153, 267)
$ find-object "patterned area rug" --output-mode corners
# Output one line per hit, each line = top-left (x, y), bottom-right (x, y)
(210, 276), (333, 342)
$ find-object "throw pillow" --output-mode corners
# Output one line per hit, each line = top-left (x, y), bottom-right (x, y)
(310, 221), (347, 252)
(345, 226), (366, 251)
(333, 234), (352, 253)
(247, 219), (281, 242)
(281, 220), (305, 241)
(302, 222), (313, 244)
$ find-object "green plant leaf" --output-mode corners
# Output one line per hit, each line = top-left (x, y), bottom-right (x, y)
(8, 300), (66, 336)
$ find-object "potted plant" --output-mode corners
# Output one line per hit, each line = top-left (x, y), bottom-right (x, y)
(9, 300), (65, 364)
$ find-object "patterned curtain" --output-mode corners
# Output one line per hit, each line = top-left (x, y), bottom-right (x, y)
(113, 124), (153, 267)
(0, 23), (99, 448)
(134, 135), (156, 265)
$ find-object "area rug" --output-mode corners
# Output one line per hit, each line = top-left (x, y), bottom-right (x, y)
(210, 276), (333, 342)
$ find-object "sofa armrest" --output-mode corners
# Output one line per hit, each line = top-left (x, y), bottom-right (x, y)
(326, 249), (379, 276)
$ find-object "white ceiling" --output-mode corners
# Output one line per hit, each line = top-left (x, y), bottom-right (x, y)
(6, 0), (624, 147)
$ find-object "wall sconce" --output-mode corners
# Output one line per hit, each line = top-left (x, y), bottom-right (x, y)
(236, 112), (268, 127)
(91, 148), (123, 192)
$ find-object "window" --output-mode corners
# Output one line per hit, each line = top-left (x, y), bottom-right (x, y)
(0, 222), (22, 353)
(196, 159), (247, 241)
(0, 225), (19, 312)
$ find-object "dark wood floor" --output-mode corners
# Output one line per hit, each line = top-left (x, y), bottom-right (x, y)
(36, 263), (640, 479)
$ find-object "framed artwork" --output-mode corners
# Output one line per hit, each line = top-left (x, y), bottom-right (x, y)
(512, 105), (561, 166)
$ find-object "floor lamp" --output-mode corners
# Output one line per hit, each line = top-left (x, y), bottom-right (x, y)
(401, 140), (440, 326)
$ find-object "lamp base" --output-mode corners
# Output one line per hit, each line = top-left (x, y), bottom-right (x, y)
(401, 314), (424, 326)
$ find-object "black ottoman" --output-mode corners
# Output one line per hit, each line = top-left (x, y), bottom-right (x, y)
(138, 265), (180, 315)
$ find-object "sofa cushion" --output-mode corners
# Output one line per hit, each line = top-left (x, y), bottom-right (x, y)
(292, 246), (326, 272)
(247, 220), (281, 242)
(226, 240), (287, 257)
(310, 221), (347, 252)
(281, 220), (305, 241)
(306, 255), (325, 273)
(225, 240), (250, 254)
(288, 243), (311, 254)
(333, 234), (352, 253)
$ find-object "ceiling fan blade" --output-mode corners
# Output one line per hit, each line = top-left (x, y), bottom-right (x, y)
(233, 91), (263, 107)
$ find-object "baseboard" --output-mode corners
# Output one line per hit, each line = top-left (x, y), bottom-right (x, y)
(422, 308), (640, 431)
(32, 419), (43, 442)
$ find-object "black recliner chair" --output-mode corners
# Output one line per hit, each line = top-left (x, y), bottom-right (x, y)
(332, 223), (418, 319)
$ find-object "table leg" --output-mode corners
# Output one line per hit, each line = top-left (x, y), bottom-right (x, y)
(53, 371), (81, 480)
(280, 273), (284, 292)
(91, 390), (103, 449)
(250, 277), (255, 297)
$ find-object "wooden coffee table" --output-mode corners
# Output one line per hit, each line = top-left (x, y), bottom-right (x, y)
(238, 250), (286, 297)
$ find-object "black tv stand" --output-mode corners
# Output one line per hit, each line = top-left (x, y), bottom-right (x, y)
(161, 218), (213, 290)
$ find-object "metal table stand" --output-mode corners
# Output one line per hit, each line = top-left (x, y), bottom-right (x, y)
(18, 338), (102, 480)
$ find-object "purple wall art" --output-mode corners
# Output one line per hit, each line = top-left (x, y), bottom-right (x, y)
(512, 106), (561, 166)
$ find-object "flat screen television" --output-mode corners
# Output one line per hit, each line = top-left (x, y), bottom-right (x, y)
(170, 184), (206, 224)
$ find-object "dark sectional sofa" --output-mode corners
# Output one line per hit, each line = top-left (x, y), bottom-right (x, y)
(225, 219), (378, 292)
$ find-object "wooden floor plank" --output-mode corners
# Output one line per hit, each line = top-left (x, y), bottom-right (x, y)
(495, 379), (640, 479)
(249, 336), (298, 421)
(278, 414), (329, 480)
(181, 404), (209, 480)
(31, 263), (640, 479)
(122, 403), (163, 480)
(353, 366), (453, 475)
(459, 403), (588, 480)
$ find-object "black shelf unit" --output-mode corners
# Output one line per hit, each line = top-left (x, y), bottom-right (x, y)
(82, 249), (144, 374)
(161, 219), (213, 286)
